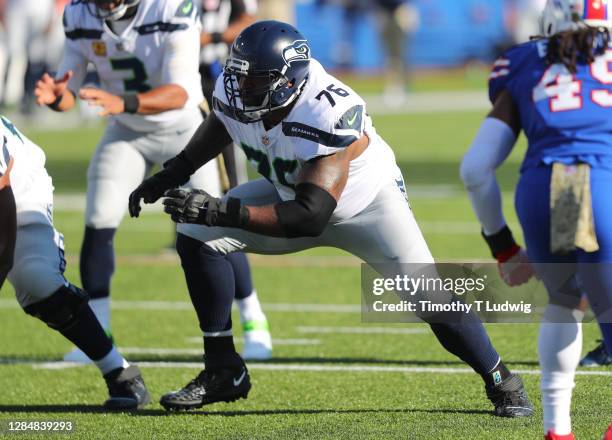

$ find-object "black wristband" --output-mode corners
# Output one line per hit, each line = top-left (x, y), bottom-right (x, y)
(482, 225), (518, 259)
(225, 197), (249, 227)
(47, 94), (64, 111)
(211, 32), (223, 44)
(122, 94), (139, 114)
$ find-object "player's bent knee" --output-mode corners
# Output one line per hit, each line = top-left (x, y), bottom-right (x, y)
(22, 284), (89, 331)
(10, 256), (65, 302)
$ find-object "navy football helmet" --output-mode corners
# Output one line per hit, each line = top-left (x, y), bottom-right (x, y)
(223, 20), (311, 123)
(86, 0), (140, 21)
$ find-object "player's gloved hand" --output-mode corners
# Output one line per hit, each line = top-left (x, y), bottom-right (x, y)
(482, 225), (536, 287)
(162, 188), (249, 227)
(128, 151), (194, 218)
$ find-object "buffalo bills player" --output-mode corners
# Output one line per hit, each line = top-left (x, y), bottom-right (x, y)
(461, 1), (612, 438)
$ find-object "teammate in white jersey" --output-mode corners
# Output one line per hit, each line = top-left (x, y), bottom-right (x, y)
(0, 115), (150, 409)
(129, 21), (534, 415)
(34, 0), (270, 362)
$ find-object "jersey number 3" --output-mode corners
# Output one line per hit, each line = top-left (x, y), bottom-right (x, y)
(534, 50), (612, 112)
(110, 57), (152, 93)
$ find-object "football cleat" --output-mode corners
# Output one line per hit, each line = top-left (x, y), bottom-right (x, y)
(486, 374), (534, 417)
(544, 431), (575, 440)
(160, 365), (251, 411)
(103, 365), (151, 410)
(242, 320), (272, 361)
(579, 341), (612, 367)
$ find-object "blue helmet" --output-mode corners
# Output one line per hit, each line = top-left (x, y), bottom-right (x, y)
(86, 0), (141, 21)
(223, 20), (311, 123)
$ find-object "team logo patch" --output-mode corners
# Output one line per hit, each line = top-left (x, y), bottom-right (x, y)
(262, 134), (270, 146)
(92, 41), (107, 57)
(282, 40), (310, 66)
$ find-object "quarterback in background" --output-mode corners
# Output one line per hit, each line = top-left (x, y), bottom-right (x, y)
(0, 116), (149, 409)
(35, 0), (271, 362)
(461, 0), (612, 438)
(130, 21), (533, 416)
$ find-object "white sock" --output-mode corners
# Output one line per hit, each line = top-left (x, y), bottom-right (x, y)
(94, 347), (129, 376)
(89, 297), (110, 331)
(236, 290), (266, 325)
(539, 304), (584, 435)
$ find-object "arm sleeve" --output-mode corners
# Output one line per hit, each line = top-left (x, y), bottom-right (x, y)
(460, 117), (517, 235)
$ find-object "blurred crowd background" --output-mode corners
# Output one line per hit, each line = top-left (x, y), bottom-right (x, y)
(0, 0), (546, 116)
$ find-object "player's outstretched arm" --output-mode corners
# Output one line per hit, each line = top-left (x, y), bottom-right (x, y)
(79, 84), (189, 117)
(162, 135), (369, 238)
(460, 90), (534, 286)
(0, 158), (16, 290)
(128, 112), (233, 217)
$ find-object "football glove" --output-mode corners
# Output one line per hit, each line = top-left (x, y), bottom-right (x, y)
(162, 188), (249, 227)
(482, 225), (536, 287)
(128, 152), (194, 218)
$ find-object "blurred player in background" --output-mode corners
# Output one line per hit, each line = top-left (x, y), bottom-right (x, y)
(374, 0), (418, 106)
(197, 0), (272, 359)
(34, 0), (270, 363)
(461, 1), (612, 437)
(0, 115), (150, 409)
(130, 21), (533, 417)
(1, 0), (58, 114)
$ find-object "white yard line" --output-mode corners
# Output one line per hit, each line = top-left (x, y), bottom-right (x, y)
(185, 337), (321, 346)
(0, 299), (362, 313)
(296, 326), (428, 335)
(22, 360), (612, 377)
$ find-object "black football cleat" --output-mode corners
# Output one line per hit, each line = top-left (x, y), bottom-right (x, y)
(486, 373), (534, 417)
(103, 365), (151, 410)
(160, 365), (251, 411)
(579, 341), (612, 367)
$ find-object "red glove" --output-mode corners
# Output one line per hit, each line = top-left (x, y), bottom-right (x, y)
(483, 226), (536, 287)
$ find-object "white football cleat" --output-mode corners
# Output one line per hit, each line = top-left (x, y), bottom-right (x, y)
(62, 347), (93, 364)
(241, 320), (272, 361)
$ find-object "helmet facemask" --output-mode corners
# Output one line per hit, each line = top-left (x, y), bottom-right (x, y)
(223, 57), (305, 123)
(86, 0), (140, 21)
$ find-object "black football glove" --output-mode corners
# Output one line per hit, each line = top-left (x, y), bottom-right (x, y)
(128, 151), (194, 218)
(162, 188), (249, 227)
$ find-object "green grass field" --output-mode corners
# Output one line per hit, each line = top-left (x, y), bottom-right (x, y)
(0, 73), (610, 439)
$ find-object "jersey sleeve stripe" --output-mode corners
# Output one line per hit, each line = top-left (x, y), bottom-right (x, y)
(282, 122), (357, 148)
(490, 69), (510, 79)
(135, 21), (189, 35)
(65, 28), (104, 40)
(493, 58), (510, 67)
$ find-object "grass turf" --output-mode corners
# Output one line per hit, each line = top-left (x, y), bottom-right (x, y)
(1, 75), (610, 439)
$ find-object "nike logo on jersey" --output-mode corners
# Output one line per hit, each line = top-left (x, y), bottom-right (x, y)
(182, 1), (193, 14)
(233, 370), (246, 387)
(176, 0), (194, 17)
(347, 112), (358, 127)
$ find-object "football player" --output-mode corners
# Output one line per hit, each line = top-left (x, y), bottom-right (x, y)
(34, 0), (271, 363)
(129, 20), (533, 416)
(461, 1), (612, 438)
(0, 115), (150, 409)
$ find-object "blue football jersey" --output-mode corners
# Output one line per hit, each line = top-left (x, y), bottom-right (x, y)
(489, 39), (612, 171)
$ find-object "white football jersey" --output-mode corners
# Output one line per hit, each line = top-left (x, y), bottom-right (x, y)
(58, 0), (204, 132)
(0, 116), (54, 226)
(213, 59), (398, 221)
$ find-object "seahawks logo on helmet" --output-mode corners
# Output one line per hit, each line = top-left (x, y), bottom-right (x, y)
(282, 40), (310, 66)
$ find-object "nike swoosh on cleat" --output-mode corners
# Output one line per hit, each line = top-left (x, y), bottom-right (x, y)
(233, 370), (246, 387)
